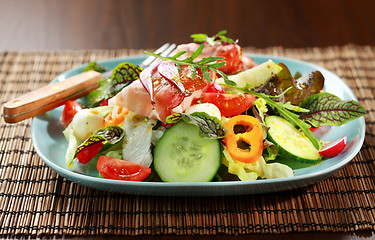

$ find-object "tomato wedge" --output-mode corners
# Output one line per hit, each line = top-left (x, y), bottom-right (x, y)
(202, 93), (255, 117)
(205, 82), (226, 94)
(97, 156), (151, 181)
(61, 101), (83, 128)
(77, 142), (104, 164)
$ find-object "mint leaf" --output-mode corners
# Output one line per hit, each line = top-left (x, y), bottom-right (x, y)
(74, 125), (125, 158)
(299, 92), (366, 127)
(166, 112), (227, 139)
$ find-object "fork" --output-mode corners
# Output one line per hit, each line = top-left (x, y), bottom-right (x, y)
(3, 43), (177, 124)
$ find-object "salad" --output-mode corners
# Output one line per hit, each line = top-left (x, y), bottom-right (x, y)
(61, 31), (366, 182)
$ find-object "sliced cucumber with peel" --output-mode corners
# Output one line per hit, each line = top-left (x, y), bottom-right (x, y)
(154, 121), (221, 182)
(265, 116), (321, 164)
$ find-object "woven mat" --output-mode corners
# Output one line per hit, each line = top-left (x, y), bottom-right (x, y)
(0, 45), (374, 236)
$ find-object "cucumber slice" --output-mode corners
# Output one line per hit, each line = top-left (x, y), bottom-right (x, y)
(265, 116), (321, 164)
(154, 121), (221, 182)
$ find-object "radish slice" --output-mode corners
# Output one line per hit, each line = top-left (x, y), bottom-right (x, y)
(140, 61), (160, 106)
(319, 136), (347, 158)
(158, 61), (185, 93)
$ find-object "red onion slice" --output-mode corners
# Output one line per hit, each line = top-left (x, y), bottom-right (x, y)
(158, 61), (185, 93)
(139, 61), (160, 106)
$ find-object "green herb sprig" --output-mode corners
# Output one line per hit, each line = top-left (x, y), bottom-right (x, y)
(190, 30), (235, 46)
(145, 44), (235, 85)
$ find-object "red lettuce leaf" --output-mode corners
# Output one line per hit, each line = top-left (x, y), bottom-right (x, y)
(256, 63), (324, 105)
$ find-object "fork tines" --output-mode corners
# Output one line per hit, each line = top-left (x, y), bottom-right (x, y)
(140, 43), (177, 68)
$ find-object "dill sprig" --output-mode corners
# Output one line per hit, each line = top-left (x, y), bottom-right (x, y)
(144, 44), (235, 86)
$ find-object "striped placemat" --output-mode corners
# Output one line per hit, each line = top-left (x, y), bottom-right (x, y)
(0, 45), (374, 236)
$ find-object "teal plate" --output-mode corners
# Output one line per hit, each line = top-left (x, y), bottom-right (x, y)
(31, 54), (366, 196)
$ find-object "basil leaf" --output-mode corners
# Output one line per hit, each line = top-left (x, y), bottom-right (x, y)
(73, 125), (125, 158)
(166, 112), (227, 139)
(299, 92), (366, 127)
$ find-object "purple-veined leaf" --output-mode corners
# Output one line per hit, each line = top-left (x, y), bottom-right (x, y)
(299, 92), (366, 127)
(95, 125), (125, 144)
(110, 62), (143, 96)
(83, 62), (142, 107)
(166, 112), (227, 139)
(73, 125), (125, 158)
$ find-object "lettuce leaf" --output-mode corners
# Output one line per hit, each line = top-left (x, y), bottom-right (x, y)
(256, 63), (324, 105)
(63, 124), (81, 168)
(222, 149), (293, 181)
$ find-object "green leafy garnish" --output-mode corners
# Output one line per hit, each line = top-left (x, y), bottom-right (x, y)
(145, 44), (235, 85)
(83, 62), (108, 73)
(190, 30), (235, 46)
(82, 62), (142, 107)
(299, 92), (366, 127)
(166, 112), (227, 139)
(73, 125), (125, 158)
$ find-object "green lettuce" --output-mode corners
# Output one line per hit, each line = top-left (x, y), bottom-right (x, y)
(222, 149), (293, 181)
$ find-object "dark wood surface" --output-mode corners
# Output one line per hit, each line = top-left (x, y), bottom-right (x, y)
(1, 0), (375, 50)
(0, 0), (374, 239)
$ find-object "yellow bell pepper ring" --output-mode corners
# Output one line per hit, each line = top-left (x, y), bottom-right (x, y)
(224, 115), (263, 163)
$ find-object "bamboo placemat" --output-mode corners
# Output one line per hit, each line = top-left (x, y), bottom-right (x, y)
(0, 45), (374, 236)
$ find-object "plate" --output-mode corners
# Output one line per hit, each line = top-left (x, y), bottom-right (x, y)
(31, 54), (366, 196)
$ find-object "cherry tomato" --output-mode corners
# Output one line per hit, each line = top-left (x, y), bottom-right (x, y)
(202, 93), (255, 117)
(61, 101), (83, 128)
(205, 82), (226, 94)
(97, 156), (151, 181)
(77, 142), (104, 164)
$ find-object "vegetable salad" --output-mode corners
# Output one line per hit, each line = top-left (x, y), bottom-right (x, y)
(62, 31), (366, 182)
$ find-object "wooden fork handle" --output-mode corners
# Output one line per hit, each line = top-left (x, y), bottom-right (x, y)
(3, 70), (103, 123)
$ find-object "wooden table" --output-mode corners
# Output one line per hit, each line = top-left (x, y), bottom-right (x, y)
(0, 0), (374, 239)
(1, 0), (375, 50)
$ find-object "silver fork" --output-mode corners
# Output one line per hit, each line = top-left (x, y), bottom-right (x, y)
(139, 43), (177, 68)
(3, 43), (178, 123)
